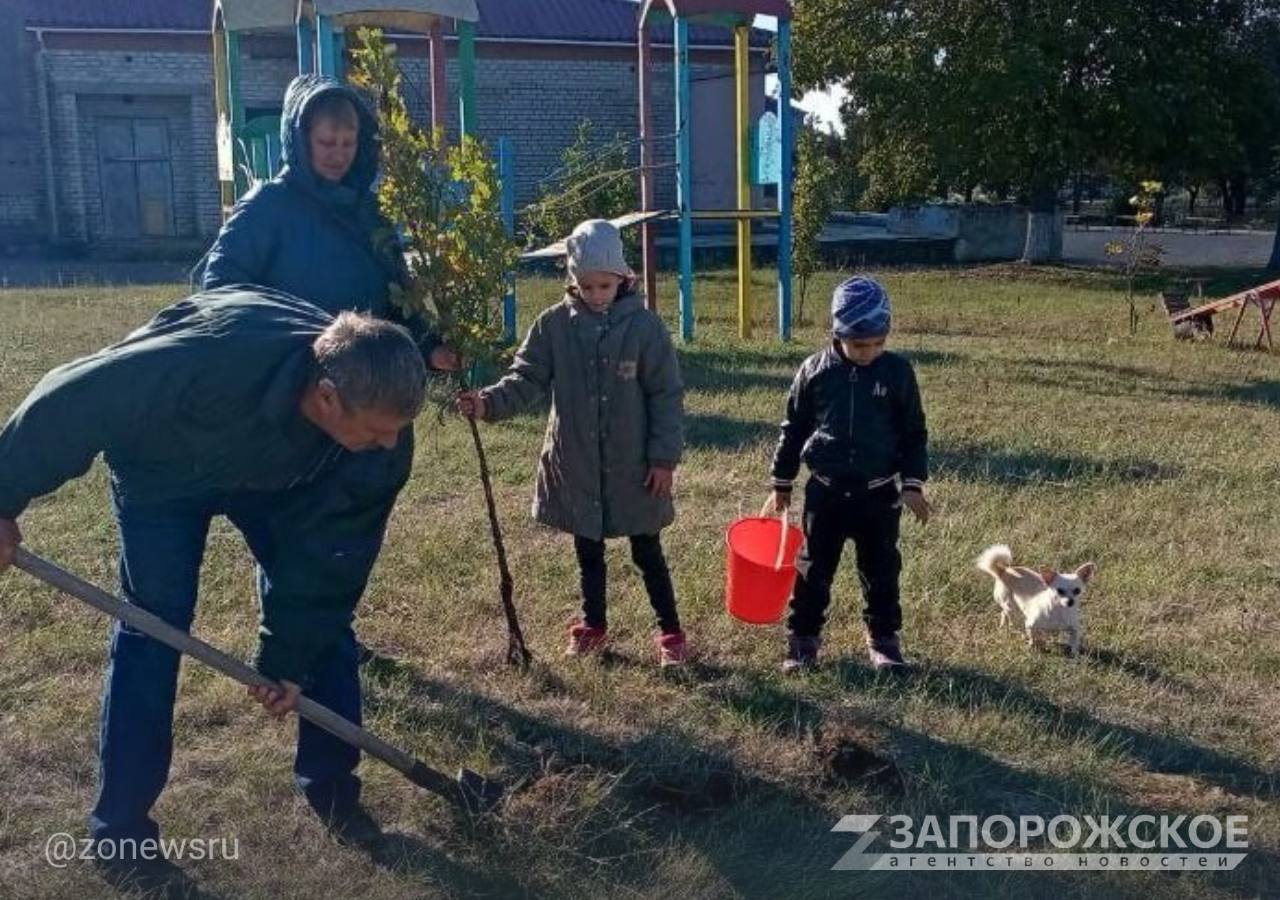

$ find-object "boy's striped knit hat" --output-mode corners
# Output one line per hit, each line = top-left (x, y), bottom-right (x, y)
(831, 276), (891, 338)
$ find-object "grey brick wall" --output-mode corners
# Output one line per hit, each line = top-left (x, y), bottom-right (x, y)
(52, 91), (87, 241)
(242, 55), (299, 109)
(398, 55), (661, 207)
(0, 36), (41, 232)
(190, 90), (221, 236)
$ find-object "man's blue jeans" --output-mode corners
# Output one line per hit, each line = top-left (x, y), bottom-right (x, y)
(87, 430), (412, 844)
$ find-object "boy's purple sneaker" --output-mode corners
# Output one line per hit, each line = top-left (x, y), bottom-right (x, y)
(782, 634), (821, 674)
(867, 633), (907, 671)
(655, 631), (688, 668)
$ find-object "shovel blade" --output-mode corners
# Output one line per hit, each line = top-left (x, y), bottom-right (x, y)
(457, 768), (504, 813)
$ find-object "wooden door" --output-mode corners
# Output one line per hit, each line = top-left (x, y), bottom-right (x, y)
(98, 117), (175, 237)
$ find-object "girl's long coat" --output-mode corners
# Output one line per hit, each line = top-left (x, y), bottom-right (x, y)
(481, 292), (683, 540)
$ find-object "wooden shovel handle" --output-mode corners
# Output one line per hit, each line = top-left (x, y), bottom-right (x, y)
(12, 546), (477, 807)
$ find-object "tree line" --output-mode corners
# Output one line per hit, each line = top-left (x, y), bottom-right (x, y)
(792, 0), (1280, 261)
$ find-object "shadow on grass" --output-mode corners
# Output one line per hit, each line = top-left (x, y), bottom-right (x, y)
(680, 345), (964, 398)
(684, 412), (775, 452)
(679, 348), (797, 397)
(356, 828), (525, 897)
(1083, 646), (1189, 688)
(357, 650), (883, 899)
(945, 263), (1273, 301)
(1213, 379), (1280, 407)
(1134, 267), (1277, 301)
(712, 657), (1275, 898)
(1008, 357), (1280, 411)
(835, 661), (1276, 802)
(932, 440), (1182, 486)
(94, 859), (231, 900)
(682, 365), (793, 395)
(356, 648), (1276, 899)
(897, 348), (968, 368)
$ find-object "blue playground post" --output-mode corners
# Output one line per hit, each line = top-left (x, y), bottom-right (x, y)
(316, 15), (336, 76)
(776, 20), (794, 341)
(674, 17), (695, 342)
(498, 137), (516, 344)
(332, 28), (346, 80)
(296, 18), (313, 74)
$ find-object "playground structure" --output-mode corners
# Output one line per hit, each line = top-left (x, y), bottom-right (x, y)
(209, 0), (797, 344)
(637, 0), (795, 341)
(210, 0), (480, 211)
(521, 2), (795, 342)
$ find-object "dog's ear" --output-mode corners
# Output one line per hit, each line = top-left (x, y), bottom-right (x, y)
(1038, 568), (1058, 586)
(1076, 562), (1096, 583)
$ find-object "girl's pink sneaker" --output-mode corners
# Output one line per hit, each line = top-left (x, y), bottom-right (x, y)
(565, 622), (608, 656)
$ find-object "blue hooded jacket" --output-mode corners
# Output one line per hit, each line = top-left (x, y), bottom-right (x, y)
(201, 75), (406, 320)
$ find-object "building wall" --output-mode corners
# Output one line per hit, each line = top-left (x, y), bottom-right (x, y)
(17, 30), (764, 250)
(0, 26), (42, 236)
(887, 202), (1059, 263)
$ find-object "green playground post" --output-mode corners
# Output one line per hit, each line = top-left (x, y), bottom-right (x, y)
(458, 20), (476, 137)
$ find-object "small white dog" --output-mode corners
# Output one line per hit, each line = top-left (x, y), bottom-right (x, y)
(977, 545), (1096, 657)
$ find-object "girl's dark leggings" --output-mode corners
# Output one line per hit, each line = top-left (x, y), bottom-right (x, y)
(572, 533), (681, 634)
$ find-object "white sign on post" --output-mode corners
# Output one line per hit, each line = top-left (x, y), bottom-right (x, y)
(753, 110), (781, 186)
(216, 115), (234, 182)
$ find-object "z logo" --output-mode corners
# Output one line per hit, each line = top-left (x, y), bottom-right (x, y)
(831, 815), (884, 870)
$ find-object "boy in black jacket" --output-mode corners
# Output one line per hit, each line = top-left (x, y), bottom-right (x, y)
(765, 277), (931, 672)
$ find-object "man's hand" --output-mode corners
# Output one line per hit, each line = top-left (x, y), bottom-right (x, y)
(645, 466), (674, 498)
(761, 490), (791, 516)
(0, 518), (21, 573)
(429, 345), (463, 372)
(455, 391), (487, 420)
(247, 680), (300, 719)
(902, 489), (931, 525)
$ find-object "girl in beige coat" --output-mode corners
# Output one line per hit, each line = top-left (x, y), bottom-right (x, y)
(457, 220), (687, 666)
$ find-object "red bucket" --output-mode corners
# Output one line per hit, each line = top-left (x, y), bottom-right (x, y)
(724, 514), (804, 624)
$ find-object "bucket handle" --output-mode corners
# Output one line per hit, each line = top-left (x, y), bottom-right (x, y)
(757, 498), (792, 571)
(772, 509), (791, 572)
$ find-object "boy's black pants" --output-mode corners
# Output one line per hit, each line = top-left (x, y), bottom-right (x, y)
(573, 533), (681, 634)
(786, 478), (902, 640)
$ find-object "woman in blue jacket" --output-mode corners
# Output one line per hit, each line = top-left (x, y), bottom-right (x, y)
(208, 77), (402, 321)
(198, 75), (454, 837)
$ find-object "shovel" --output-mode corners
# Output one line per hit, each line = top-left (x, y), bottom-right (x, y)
(12, 547), (504, 814)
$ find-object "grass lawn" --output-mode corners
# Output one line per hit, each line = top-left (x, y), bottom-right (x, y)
(0, 265), (1276, 899)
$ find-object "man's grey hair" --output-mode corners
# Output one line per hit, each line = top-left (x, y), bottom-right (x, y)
(312, 312), (427, 417)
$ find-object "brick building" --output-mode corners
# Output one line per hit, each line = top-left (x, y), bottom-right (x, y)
(1, 0), (768, 254)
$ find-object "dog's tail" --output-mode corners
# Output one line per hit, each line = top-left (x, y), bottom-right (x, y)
(977, 544), (1013, 578)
